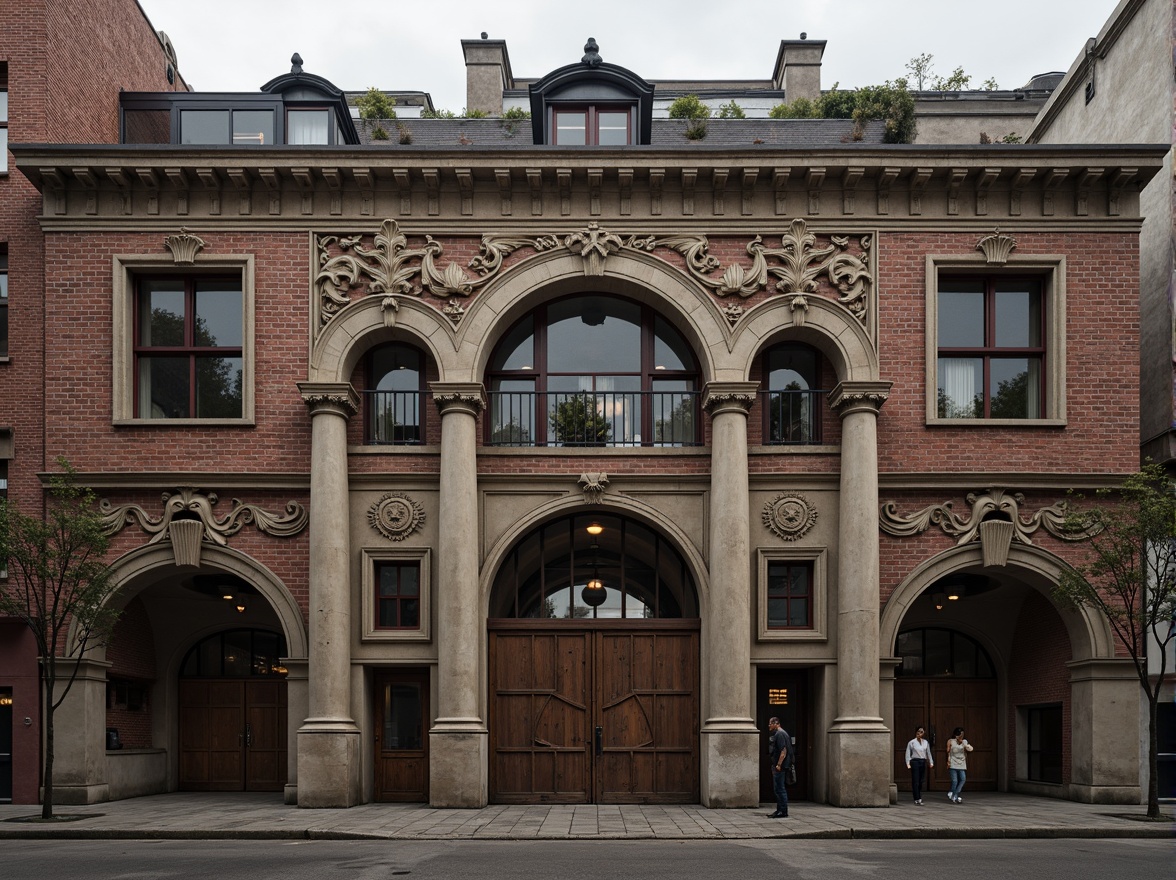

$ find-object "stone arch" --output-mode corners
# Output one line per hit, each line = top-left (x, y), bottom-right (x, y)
(880, 543), (1113, 664)
(479, 492), (710, 621)
(308, 293), (456, 385)
(730, 295), (879, 385)
(75, 543), (308, 661)
(457, 249), (728, 385)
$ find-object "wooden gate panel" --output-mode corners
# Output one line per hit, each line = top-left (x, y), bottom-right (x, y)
(244, 680), (287, 792)
(374, 672), (428, 802)
(895, 679), (996, 792)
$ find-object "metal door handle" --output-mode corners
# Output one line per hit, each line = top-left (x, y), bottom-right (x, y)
(244, 723), (253, 747)
(594, 725), (603, 756)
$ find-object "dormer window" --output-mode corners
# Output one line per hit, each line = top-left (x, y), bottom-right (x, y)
(551, 105), (632, 145)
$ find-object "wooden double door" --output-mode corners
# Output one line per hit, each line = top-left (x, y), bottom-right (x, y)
(178, 679), (287, 791)
(893, 678), (996, 791)
(489, 621), (699, 804)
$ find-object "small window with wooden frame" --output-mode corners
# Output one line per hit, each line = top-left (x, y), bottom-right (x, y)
(757, 547), (827, 642)
(361, 547), (431, 642)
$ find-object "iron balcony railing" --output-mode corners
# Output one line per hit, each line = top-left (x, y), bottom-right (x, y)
(364, 390), (423, 445)
(759, 389), (826, 445)
(487, 390), (702, 447)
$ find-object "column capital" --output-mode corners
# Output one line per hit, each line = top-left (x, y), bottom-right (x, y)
(702, 381), (759, 415)
(829, 381), (891, 418)
(430, 382), (486, 415)
(298, 382), (359, 417)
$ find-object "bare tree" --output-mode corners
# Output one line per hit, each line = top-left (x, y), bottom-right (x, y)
(0, 459), (119, 819)
(906, 53), (934, 90)
(1056, 463), (1176, 819)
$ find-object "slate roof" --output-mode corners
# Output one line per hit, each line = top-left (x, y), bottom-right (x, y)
(354, 117), (888, 148)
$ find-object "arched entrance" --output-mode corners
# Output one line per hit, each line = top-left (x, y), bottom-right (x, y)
(178, 626), (288, 792)
(487, 512), (700, 804)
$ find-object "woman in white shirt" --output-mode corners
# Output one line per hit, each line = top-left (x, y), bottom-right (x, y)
(904, 726), (934, 804)
(946, 727), (974, 803)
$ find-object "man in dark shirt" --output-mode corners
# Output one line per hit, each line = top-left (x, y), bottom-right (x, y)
(767, 716), (790, 818)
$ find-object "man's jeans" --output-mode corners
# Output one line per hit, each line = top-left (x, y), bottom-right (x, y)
(772, 766), (789, 815)
(949, 767), (966, 799)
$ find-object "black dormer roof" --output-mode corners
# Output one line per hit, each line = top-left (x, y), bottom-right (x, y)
(260, 53), (360, 144)
(528, 39), (655, 144)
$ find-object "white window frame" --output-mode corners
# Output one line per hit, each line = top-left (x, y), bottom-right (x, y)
(925, 254), (1066, 426)
(361, 547), (431, 643)
(757, 546), (828, 642)
(112, 254), (255, 425)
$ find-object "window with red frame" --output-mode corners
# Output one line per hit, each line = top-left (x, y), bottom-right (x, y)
(376, 561), (421, 629)
(551, 105), (632, 145)
(767, 561), (812, 628)
(134, 275), (243, 419)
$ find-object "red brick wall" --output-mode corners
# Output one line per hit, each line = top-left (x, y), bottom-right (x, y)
(1007, 590), (1072, 785)
(105, 596), (156, 749)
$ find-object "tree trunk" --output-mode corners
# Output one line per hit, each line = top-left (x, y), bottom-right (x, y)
(41, 666), (54, 820)
(1146, 691), (1159, 819)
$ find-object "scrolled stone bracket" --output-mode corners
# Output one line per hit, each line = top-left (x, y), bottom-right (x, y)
(829, 381), (891, 418)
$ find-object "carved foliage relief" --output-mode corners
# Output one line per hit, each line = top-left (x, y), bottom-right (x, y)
(100, 487), (309, 545)
(314, 218), (875, 336)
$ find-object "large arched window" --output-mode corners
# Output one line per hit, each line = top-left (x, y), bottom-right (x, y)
(895, 628), (995, 678)
(180, 629), (288, 677)
(486, 295), (700, 447)
(364, 343), (425, 445)
(490, 513), (698, 619)
(760, 342), (824, 444)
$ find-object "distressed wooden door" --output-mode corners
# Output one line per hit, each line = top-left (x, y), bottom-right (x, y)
(374, 670), (429, 802)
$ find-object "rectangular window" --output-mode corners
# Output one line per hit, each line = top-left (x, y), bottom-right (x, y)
(180, 108), (275, 145)
(1026, 704), (1063, 784)
(766, 561), (812, 628)
(287, 109), (330, 145)
(375, 562), (421, 629)
(550, 105), (633, 145)
(937, 277), (1043, 419)
(133, 276), (243, 419)
(1, 62), (7, 174)
(0, 245), (7, 358)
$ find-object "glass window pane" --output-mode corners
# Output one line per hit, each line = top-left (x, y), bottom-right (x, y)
(372, 345), (422, 391)
(400, 599), (420, 628)
(379, 564), (400, 597)
(938, 282), (984, 347)
(194, 281), (242, 347)
(384, 683), (423, 749)
(138, 281), (185, 346)
(491, 317), (534, 371)
(0, 90), (7, 122)
(489, 378), (535, 445)
(195, 355), (242, 418)
(399, 565), (419, 597)
(652, 382), (695, 446)
(181, 110), (230, 144)
(555, 111), (586, 145)
(653, 315), (693, 371)
(767, 345), (817, 390)
(547, 297), (641, 373)
(596, 111), (629, 145)
(198, 634), (221, 676)
(989, 357), (1040, 419)
(139, 356), (190, 418)
(923, 629), (951, 676)
(994, 282), (1042, 347)
(789, 597), (808, 627)
(123, 109), (171, 144)
(937, 357), (982, 418)
(0, 128), (6, 174)
(232, 110), (274, 146)
(287, 110), (330, 144)
(378, 599), (398, 628)
(222, 630), (251, 677)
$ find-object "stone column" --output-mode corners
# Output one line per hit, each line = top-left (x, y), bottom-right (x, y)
(295, 382), (362, 807)
(1067, 658), (1141, 804)
(429, 382), (488, 807)
(827, 380), (892, 807)
(699, 382), (760, 807)
(51, 657), (112, 804)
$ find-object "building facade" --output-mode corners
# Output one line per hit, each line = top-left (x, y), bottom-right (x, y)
(3, 25), (1168, 809)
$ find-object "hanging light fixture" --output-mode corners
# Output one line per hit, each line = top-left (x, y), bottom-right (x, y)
(933, 591), (946, 611)
(586, 522), (603, 536)
(235, 598), (247, 614)
(581, 532), (607, 608)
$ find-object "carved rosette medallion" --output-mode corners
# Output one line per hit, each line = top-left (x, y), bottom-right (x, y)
(762, 493), (818, 541)
(367, 492), (425, 542)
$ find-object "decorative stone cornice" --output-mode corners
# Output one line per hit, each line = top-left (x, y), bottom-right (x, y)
(298, 382), (360, 417)
(828, 381), (891, 417)
(878, 487), (1099, 547)
(976, 229), (1017, 264)
(578, 472), (609, 504)
(430, 382), (486, 415)
(99, 487), (308, 563)
(314, 218), (874, 338)
(367, 492), (426, 542)
(702, 381), (759, 415)
(163, 227), (205, 264)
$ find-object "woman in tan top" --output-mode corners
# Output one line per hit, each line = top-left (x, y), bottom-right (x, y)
(946, 726), (974, 803)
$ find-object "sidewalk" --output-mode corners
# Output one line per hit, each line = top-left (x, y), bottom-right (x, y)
(0, 792), (1172, 840)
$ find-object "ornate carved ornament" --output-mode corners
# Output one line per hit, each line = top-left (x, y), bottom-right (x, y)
(878, 487), (1098, 546)
(762, 493), (818, 541)
(163, 227), (206, 264)
(976, 229), (1017, 265)
(367, 492), (425, 542)
(99, 487), (308, 545)
(578, 472), (609, 505)
(314, 218), (875, 336)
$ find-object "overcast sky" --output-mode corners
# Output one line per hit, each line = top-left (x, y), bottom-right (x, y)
(137, 0), (1122, 108)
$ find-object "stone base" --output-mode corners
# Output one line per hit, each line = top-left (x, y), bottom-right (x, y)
(700, 724), (760, 807)
(283, 783), (298, 805)
(46, 783), (109, 805)
(1068, 783), (1142, 805)
(296, 722), (362, 808)
(827, 719), (891, 807)
(429, 727), (488, 807)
